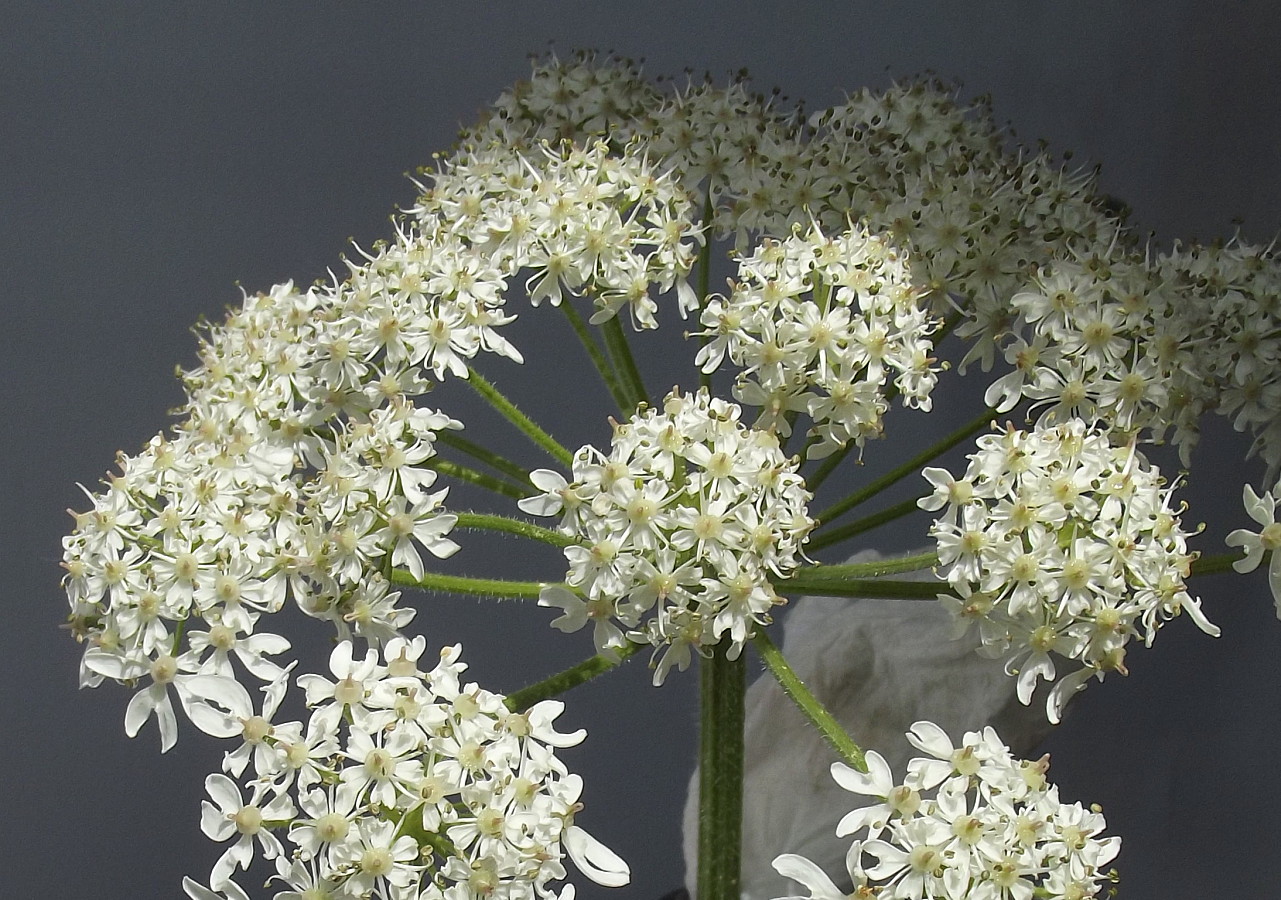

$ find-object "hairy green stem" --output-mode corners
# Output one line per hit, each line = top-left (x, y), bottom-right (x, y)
(435, 431), (534, 488)
(560, 301), (633, 413)
(425, 459), (531, 500)
(815, 407), (998, 527)
(465, 367), (574, 467)
(801, 551), (940, 580)
(389, 569), (549, 600)
(504, 641), (643, 712)
(602, 317), (649, 410)
(452, 512), (577, 548)
(754, 630), (866, 771)
(698, 643), (744, 900)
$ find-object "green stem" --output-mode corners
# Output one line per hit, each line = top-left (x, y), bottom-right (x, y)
(560, 301), (633, 413)
(814, 407), (998, 527)
(1191, 550), (1248, 577)
(801, 551), (940, 580)
(504, 641), (643, 711)
(698, 643), (744, 900)
(465, 367), (574, 467)
(602, 317), (649, 409)
(809, 492), (930, 553)
(425, 459), (531, 500)
(389, 569), (549, 600)
(776, 572), (950, 599)
(452, 512), (578, 549)
(435, 431), (533, 488)
(754, 630), (866, 771)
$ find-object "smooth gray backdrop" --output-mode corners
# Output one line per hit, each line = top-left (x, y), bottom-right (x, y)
(6, 3), (1281, 897)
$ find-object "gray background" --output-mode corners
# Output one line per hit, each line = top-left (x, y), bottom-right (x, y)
(6, 2), (1281, 897)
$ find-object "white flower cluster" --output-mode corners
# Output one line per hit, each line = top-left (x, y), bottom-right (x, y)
(62, 283), (465, 750)
(521, 389), (814, 683)
(180, 639), (626, 900)
(62, 135), (703, 749)
(772, 722), (1119, 900)
(1157, 240), (1281, 472)
(921, 418), (1218, 722)
(696, 222), (939, 457)
(410, 139), (701, 329)
(983, 256), (1191, 447)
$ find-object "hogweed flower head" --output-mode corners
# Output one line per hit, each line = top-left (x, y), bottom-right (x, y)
(523, 388), (815, 683)
(697, 221), (941, 458)
(772, 721), (1119, 900)
(922, 418), (1217, 722)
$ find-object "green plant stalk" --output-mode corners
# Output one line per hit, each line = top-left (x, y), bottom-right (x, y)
(801, 550), (940, 579)
(504, 641), (644, 712)
(425, 459), (531, 500)
(777, 572), (951, 599)
(465, 367), (575, 467)
(698, 643), (744, 900)
(436, 431), (534, 488)
(815, 406), (999, 527)
(1190, 550), (1249, 577)
(602, 317), (649, 409)
(389, 569), (549, 600)
(560, 300), (633, 413)
(754, 630), (866, 772)
(452, 511), (578, 548)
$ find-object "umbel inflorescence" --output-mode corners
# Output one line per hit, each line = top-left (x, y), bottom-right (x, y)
(59, 52), (1281, 900)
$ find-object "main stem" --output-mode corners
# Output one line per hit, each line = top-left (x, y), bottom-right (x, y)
(698, 643), (744, 900)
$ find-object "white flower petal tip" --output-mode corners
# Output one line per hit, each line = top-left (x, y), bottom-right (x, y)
(564, 824), (630, 887)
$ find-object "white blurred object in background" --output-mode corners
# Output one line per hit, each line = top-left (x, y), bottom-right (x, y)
(681, 550), (1057, 899)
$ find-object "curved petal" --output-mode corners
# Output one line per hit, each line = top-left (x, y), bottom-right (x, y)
(563, 824), (630, 887)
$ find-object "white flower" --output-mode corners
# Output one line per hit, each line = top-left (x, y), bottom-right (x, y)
(1226, 479), (1281, 614)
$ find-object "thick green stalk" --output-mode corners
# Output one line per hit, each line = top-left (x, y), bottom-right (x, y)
(808, 493), (930, 553)
(560, 301), (633, 413)
(754, 630), (866, 771)
(698, 644), (744, 900)
(389, 569), (549, 600)
(504, 641), (643, 712)
(602, 317), (649, 409)
(465, 367), (574, 467)
(452, 512), (578, 549)
(815, 407), (999, 527)
(435, 431), (534, 488)
(425, 459), (531, 501)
